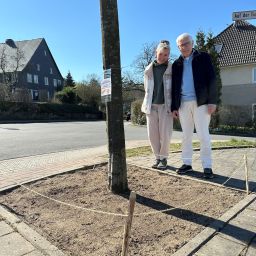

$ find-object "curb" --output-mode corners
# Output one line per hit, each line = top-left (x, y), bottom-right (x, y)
(127, 145), (256, 159)
(0, 205), (66, 256)
(0, 161), (108, 193)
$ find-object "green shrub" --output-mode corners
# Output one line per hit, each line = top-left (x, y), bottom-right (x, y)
(130, 100), (183, 129)
(173, 118), (181, 130)
(131, 99), (146, 125)
(55, 87), (80, 104)
(211, 125), (256, 137)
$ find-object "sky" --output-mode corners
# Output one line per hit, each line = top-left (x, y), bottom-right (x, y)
(0, 0), (256, 82)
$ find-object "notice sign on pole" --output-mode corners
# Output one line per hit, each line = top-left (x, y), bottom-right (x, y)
(232, 10), (256, 21)
(101, 69), (112, 103)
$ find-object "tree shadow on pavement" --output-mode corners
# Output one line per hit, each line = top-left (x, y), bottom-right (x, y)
(165, 165), (256, 192)
(120, 191), (256, 246)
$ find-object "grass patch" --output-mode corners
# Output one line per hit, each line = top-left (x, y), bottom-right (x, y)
(126, 139), (256, 157)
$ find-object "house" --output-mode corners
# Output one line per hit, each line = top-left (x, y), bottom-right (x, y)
(0, 38), (63, 102)
(214, 20), (256, 108)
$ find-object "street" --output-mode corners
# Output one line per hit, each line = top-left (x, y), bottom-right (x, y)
(0, 121), (254, 161)
(0, 121), (148, 160)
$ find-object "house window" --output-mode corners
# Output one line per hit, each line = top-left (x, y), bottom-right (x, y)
(27, 73), (32, 83)
(11, 73), (17, 81)
(44, 50), (47, 56)
(34, 75), (38, 84)
(57, 80), (62, 86)
(253, 67), (256, 83)
(37, 64), (40, 71)
(53, 79), (57, 87)
(50, 68), (53, 74)
(31, 90), (39, 101)
(214, 44), (223, 54)
(44, 77), (49, 85)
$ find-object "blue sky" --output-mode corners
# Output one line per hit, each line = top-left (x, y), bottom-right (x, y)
(0, 0), (256, 82)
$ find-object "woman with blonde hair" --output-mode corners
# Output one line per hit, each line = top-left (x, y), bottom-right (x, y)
(141, 40), (173, 170)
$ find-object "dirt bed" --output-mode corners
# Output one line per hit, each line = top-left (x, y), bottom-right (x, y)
(0, 164), (245, 256)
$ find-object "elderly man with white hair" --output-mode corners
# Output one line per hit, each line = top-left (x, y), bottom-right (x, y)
(171, 33), (217, 179)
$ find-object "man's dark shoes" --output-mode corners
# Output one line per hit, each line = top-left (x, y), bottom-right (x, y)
(152, 159), (160, 169)
(157, 159), (167, 170)
(176, 164), (193, 174)
(203, 168), (214, 179)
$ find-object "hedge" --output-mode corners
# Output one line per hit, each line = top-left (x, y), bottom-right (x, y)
(0, 101), (103, 121)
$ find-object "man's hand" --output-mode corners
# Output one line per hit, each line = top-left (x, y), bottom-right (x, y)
(172, 110), (179, 119)
(208, 104), (216, 115)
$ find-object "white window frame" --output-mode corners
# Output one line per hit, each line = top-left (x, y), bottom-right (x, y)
(27, 73), (32, 83)
(44, 76), (49, 86)
(34, 75), (38, 84)
(44, 50), (47, 56)
(31, 89), (39, 101)
(53, 79), (57, 87)
(252, 67), (256, 84)
(37, 64), (40, 71)
(214, 44), (223, 54)
(50, 67), (53, 74)
(57, 80), (62, 86)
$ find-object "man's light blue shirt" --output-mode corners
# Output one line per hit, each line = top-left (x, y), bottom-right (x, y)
(181, 52), (196, 102)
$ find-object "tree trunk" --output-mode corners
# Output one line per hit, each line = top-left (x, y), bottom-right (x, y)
(100, 0), (128, 193)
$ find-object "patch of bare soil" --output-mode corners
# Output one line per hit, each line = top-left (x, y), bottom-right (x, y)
(0, 165), (245, 256)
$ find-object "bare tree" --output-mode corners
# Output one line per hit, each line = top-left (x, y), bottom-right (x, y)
(132, 42), (157, 77)
(76, 74), (101, 107)
(0, 44), (25, 100)
(132, 42), (178, 82)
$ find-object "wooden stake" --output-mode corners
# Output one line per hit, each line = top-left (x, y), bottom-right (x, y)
(121, 191), (136, 256)
(244, 154), (249, 195)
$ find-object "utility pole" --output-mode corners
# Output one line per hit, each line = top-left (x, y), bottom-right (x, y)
(99, 0), (128, 193)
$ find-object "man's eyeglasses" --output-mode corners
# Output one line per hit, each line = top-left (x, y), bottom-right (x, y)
(178, 41), (192, 48)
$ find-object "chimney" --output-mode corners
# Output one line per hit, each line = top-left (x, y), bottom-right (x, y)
(5, 39), (16, 48)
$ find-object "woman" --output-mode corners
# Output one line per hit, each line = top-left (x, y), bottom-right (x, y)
(141, 40), (173, 170)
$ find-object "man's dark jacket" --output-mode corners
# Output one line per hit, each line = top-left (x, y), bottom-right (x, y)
(171, 49), (217, 111)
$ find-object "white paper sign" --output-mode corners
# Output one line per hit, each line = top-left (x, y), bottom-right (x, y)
(101, 78), (111, 97)
(101, 69), (112, 102)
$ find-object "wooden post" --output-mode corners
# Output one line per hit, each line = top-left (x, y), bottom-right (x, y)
(244, 154), (249, 194)
(121, 191), (136, 256)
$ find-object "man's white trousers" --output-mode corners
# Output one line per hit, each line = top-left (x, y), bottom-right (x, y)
(179, 101), (212, 168)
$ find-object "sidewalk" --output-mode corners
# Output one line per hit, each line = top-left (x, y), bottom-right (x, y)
(0, 142), (256, 255)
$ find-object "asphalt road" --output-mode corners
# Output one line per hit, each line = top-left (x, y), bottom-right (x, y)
(0, 121), (148, 160)
(0, 121), (254, 161)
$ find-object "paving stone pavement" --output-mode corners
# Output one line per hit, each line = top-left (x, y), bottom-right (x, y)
(0, 142), (256, 255)
(128, 147), (256, 256)
(129, 147), (256, 191)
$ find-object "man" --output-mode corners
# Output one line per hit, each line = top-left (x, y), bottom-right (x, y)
(171, 33), (217, 179)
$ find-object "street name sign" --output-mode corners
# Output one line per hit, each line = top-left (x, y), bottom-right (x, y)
(232, 10), (256, 21)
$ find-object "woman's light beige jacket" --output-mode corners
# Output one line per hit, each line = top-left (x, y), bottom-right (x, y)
(141, 62), (172, 114)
